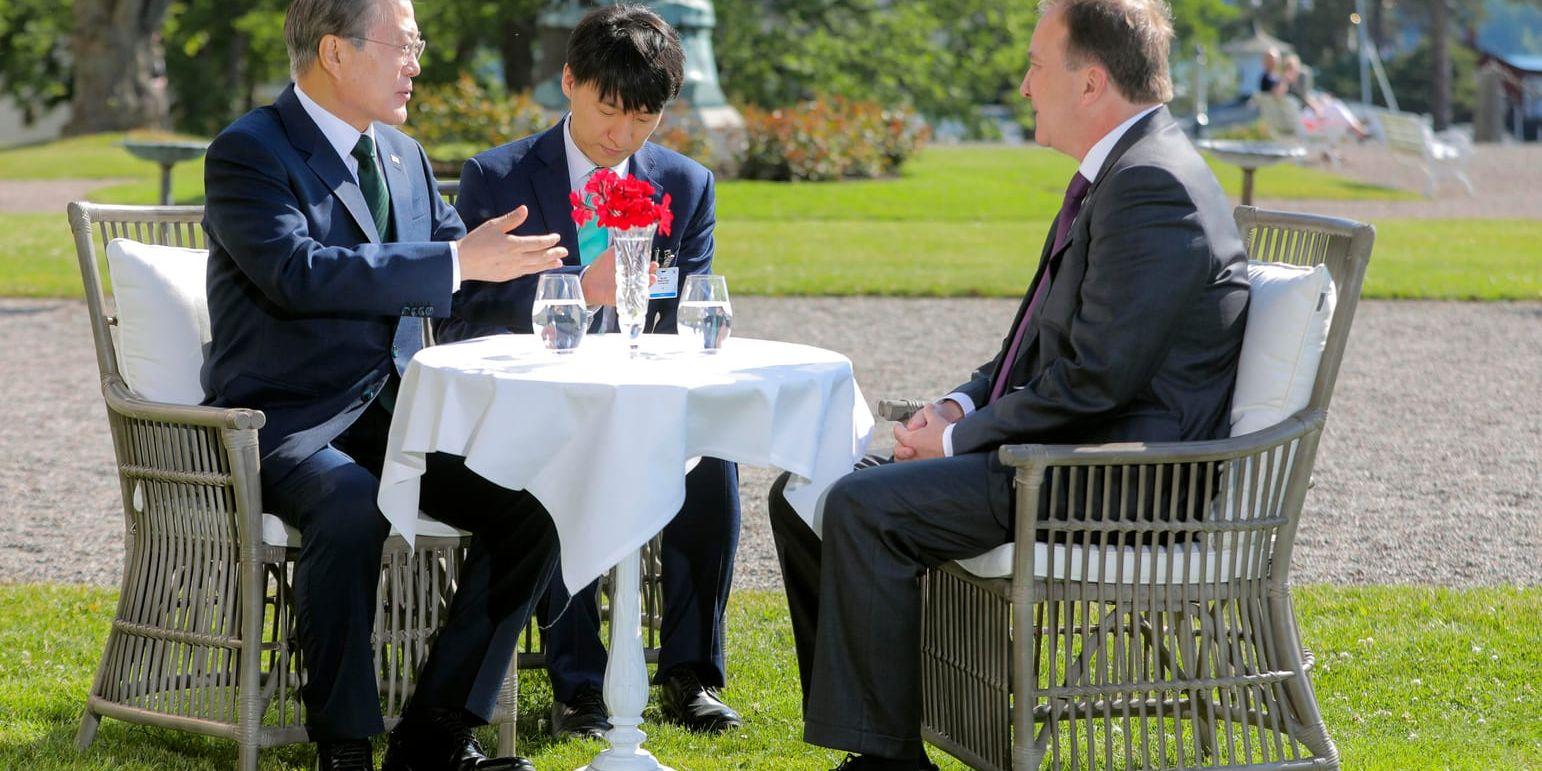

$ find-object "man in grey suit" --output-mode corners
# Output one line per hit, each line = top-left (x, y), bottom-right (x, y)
(767, 1), (1251, 769)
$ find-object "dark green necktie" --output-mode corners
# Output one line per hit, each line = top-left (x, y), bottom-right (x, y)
(351, 134), (392, 241)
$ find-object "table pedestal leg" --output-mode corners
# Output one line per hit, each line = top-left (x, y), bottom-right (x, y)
(581, 549), (672, 771)
(1241, 167), (1256, 206)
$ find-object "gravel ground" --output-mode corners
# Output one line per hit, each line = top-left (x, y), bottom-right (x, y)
(1, 296), (1537, 590)
(0, 179), (132, 214)
(1251, 143), (1542, 220)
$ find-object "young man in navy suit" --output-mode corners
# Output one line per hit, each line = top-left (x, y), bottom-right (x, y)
(202, 0), (572, 768)
(450, 4), (743, 739)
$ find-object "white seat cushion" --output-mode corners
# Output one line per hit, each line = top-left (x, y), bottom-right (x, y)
(955, 541), (1238, 583)
(104, 239), (212, 405)
(950, 261), (1333, 582)
(261, 512), (470, 548)
(1229, 261), (1336, 436)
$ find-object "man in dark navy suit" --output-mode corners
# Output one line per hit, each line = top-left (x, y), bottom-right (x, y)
(201, 0), (571, 768)
(450, 4), (743, 739)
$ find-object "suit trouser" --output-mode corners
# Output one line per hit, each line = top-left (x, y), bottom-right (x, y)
(769, 452), (1014, 759)
(264, 403), (559, 741)
(537, 457), (741, 702)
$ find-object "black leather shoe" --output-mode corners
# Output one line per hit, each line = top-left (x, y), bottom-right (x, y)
(550, 684), (611, 740)
(316, 739), (374, 771)
(380, 708), (534, 771)
(831, 753), (939, 771)
(657, 666), (743, 734)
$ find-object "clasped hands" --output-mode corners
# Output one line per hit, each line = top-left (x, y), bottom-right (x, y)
(456, 204), (655, 306)
(892, 399), (965, 462)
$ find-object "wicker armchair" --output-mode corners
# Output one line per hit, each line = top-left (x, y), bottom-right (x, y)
(884, 206), (1373, 770)
(67, 202), (518, 769)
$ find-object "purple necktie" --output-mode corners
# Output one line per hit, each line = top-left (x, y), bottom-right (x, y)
(987, 171), (1091, 404)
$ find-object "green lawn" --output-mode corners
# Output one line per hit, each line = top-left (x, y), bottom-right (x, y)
(0, 585), (1536, 769)
(714, 145), (1415, 227)
(2, 138), (1537, 301)
(713, 217), (1542, 300)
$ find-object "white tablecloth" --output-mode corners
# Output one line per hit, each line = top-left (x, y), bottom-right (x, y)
(377, 334), (873, 592)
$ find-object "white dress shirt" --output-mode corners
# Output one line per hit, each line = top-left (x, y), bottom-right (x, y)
(292, 84), (460, 290)
(938, 104), (1162, 456)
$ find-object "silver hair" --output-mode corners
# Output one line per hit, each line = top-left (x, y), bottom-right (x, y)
(284, 0), (383, 78)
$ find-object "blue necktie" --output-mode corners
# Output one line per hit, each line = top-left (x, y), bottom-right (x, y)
(577, 170), (610, 265)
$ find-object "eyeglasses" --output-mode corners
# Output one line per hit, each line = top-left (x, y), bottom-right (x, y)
(353, 36), (426, 62)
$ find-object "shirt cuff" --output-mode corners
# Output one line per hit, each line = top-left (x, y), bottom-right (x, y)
(941, 392), (976, 416)
(942, 423), (957, 457)
(448, 241), (461, 291)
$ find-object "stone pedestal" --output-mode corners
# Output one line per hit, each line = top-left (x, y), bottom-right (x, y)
(532, 0), (744, 150)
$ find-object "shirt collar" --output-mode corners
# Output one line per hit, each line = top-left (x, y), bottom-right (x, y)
(294, 83), (376, 171)
(563, 114), (630, 194)
(1078, 104), (1161, 183)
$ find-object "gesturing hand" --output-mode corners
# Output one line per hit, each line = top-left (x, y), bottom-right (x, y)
(457, 206), (568, 282)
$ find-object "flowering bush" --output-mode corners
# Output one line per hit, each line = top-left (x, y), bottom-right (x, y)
(738, 96), (929, 182)
(409, 75), (548, 169)
(571, 169), (674, 235)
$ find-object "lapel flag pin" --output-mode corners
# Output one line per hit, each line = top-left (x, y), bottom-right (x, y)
(390, 154), (402, 167)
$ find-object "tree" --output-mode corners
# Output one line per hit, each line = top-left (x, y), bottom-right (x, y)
(162, 0), (289, 136)
(0, 0), (74, 124)
(712, 0), (1039, 129)
(66, 0), (174, 134)
(1430, 0), (1451, 129)
(413, 0), (547, 91)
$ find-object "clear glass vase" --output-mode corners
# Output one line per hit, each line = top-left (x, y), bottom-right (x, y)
(611, 223), (657, 354)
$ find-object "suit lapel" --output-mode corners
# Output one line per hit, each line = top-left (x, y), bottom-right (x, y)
(275, 85), (380, 244)
(378, 131), (413, 240)
(532, 125), (581, 264)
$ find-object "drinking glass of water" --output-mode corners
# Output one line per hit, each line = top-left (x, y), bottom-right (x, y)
(532, 274), (590, 353)
(678, 274), (732, 353)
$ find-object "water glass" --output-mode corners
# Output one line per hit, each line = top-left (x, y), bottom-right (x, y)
(679, 274), (732, 353)
(532, 274), (589, 353)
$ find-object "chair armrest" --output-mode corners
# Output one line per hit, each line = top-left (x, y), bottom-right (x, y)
(877, 398), (929, 422)
(103, 376), (266, 431)
(998, 411), (1325, 548)
(996, 411), (1324, 470)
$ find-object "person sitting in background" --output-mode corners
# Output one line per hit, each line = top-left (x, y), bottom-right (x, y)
(1281, 54), (1370, 141)
(1258, 48), (1281, 96)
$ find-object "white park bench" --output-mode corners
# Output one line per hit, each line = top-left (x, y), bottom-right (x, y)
(1371, 108), (1476, 198)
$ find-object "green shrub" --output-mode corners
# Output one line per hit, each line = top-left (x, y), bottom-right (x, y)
(408, 75), (549, 168)
(738, 96), (929, 182)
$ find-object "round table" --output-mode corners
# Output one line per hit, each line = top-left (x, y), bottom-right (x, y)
(378, 334), (874, 769)
(1194, 139), (1308, 205)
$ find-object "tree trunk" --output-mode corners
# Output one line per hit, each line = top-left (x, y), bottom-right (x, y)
(1431, 0), (1452, 130)
(66, 0), (174, 134)
(500, 15), (538, 92)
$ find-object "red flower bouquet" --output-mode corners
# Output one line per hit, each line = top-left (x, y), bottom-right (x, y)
(569, 168), (674, 236)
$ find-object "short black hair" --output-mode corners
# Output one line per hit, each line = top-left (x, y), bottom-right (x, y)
(566, 4), (685, 114)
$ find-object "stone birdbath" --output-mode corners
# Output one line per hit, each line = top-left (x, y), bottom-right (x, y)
(122, 138), (210, 205)
(1195, 139), (1308, 205)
